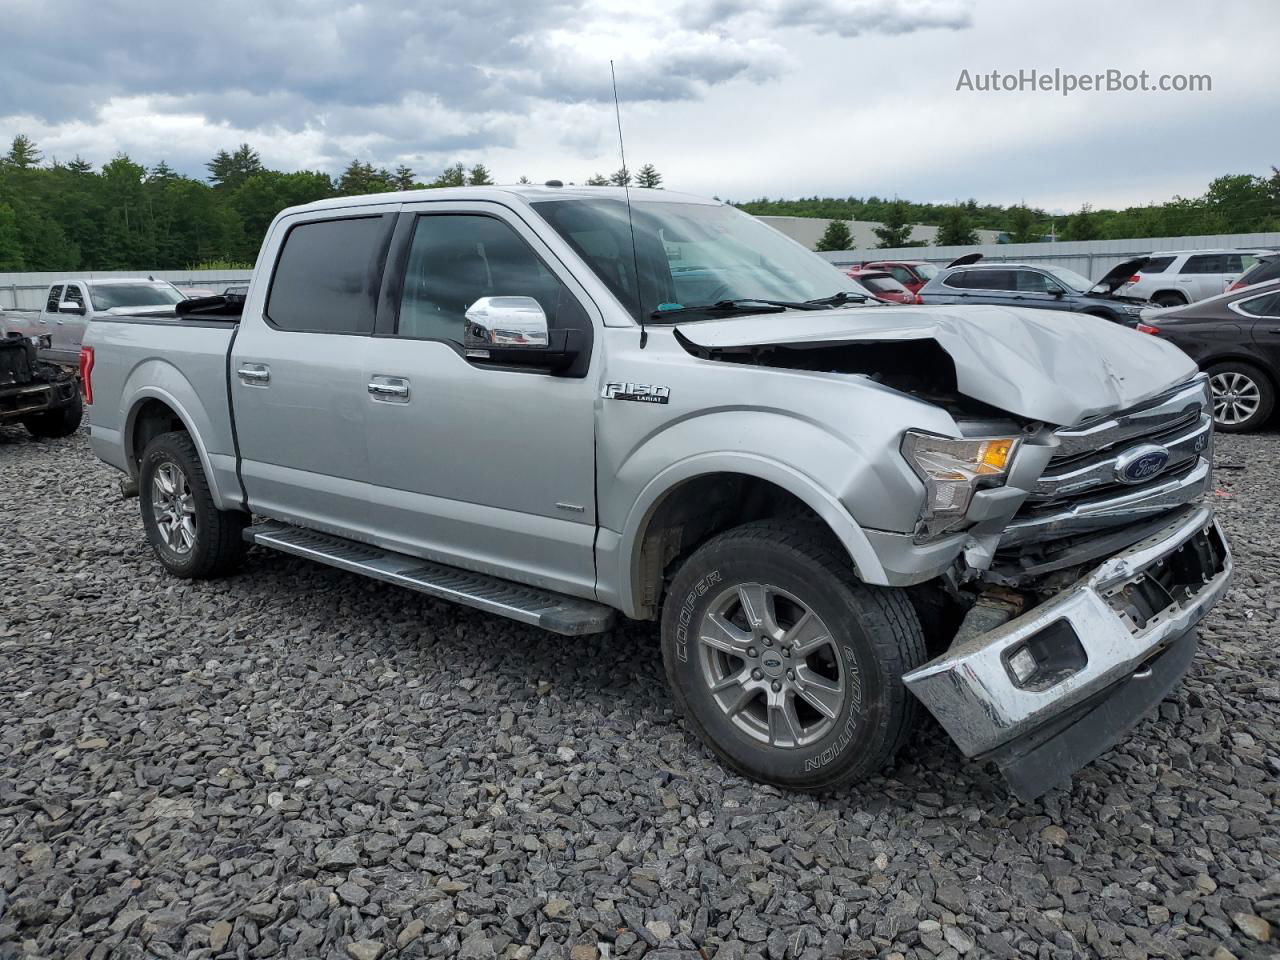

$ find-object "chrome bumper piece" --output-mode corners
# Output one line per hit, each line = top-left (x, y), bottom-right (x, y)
(903, 504), (1230, 759)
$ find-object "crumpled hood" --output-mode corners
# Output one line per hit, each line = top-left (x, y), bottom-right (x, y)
(676, 303), (1197, 425)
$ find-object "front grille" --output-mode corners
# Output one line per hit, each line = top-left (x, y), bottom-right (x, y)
(1004, 377), (1213, 547)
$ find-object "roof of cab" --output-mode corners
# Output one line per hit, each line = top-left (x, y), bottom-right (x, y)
(280, 185), (721, 218)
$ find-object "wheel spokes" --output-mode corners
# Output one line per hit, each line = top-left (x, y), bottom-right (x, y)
(737, 583), (782, 640)
(700, 612), (752, 657)
(794, 666), (844, 720)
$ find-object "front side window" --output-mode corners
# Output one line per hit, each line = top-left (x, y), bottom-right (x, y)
(45, 285), (63, 311)
(1015, 271), (1056, 293)
(887, 266), (914, 285)
(1041, 265), (1093, 292)
(266, 215), (389, 333)
(63, 284), (85, 306)
(396, 215), (569, 342)
(532, 198), (865, 321)
(914, 262), (940, 280)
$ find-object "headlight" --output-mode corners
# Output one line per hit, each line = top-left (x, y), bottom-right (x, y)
(901, 430), (1020, 538)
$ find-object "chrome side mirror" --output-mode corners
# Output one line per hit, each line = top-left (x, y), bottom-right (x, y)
(59, 301), (86, 315)
(464, 296), (549, 350)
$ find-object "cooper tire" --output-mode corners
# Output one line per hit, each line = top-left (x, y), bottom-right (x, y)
(1206, 361), (1274, 433)
(661, 520), (927, 792)
(23, 391), (83, 438)
(139, 431), (248, 578)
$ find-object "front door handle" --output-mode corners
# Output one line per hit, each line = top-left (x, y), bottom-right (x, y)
(368, 376), (410, 402)
(237, 363), (271, 385)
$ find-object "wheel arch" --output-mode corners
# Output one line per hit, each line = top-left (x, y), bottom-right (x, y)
(1151, 288), (1189, 304)
(124, 389), (234, 511)
(613, 455), (890, 620)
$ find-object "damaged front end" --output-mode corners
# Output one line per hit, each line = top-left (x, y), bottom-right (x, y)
(0, 333), (81, 425)
(902, 377), (1231, 800)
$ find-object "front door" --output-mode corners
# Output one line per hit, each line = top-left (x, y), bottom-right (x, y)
(230, 207), (399, 536)
(50, 282), (88, 364)
(361, 204), (600, 597)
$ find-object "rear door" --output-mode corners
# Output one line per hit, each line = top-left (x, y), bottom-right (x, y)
(1177, 254), (1225, 301)
(1237, 290), (1280, 372)
(959, 268), (1018, 306)
(360, 201), (600, 596)
(34, 285), (62, 339)
(231, 206), (399, 536)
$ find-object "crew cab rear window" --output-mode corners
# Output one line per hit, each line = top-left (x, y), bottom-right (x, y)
(266, 215), (390, 334)
(45, 286), (63, 311)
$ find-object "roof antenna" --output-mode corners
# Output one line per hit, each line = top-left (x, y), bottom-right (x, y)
(611, 60), (647, 349)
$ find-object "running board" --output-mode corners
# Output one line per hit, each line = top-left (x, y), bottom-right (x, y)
(244, 521), (616, 636)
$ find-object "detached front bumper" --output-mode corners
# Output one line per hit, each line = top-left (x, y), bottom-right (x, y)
(903, 504), (1230, 799)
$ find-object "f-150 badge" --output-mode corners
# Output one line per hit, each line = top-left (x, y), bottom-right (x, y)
(603, 382), (670, 404)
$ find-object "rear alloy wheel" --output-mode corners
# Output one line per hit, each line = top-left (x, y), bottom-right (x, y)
(139, 431), (248, 578)
(1207, 362), (1274, 433)
(661, 520), (926, 792)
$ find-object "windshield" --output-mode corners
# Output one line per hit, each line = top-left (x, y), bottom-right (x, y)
(1042, 265), (1094, 293)
(89, 283), (185, 310)
(531, 198), (867, 321)
(915, 262), (940, 279)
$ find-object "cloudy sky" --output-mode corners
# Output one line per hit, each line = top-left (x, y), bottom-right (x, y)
(1, 0), (1275, 212)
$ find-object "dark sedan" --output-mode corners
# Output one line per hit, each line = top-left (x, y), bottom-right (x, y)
(1137, 279), (1280, 432)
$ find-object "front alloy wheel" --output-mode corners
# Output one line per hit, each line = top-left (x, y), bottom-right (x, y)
(699, 582), (849, 749)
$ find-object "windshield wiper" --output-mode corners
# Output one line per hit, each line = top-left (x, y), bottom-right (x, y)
(803, 291), (869, 307)
(649, 295), (866, 322)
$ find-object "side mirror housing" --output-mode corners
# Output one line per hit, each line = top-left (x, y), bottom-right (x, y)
(58, 301), (86, 315)
(464, 296), (581, 372)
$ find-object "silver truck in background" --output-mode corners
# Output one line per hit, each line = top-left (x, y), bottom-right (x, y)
(82, 186), (1231, 800)
(1, 278), (188, 367)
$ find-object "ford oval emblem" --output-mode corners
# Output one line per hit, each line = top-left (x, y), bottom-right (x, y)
(1115, 445), (1170, 484)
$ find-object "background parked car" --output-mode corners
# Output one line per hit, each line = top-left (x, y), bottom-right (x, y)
(917, 257), (1150, 325)
(856, 259), (939, 295)
(844, 267), (919, 303)
(0, 278), (187, 367)
(1227, 253), (1280, 292)
(1118, 249), (1269, 307)
(1137, 280), (1280, 432)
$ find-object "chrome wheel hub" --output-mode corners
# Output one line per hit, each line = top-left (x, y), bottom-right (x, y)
(697, 582), (846, 749)
(1210, 371), (1261, 426)
(152, 462), (196, 555)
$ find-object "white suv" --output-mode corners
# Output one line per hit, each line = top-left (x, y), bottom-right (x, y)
(1119, 249), (1271, 307)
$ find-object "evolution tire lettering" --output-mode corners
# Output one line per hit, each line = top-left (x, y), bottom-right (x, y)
(804, 657), (864, 771)
(603, 382), (671, 404)
(674, 569), (722, 662)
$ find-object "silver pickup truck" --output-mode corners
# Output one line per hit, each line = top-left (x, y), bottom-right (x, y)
(83, 186), (1232, 800)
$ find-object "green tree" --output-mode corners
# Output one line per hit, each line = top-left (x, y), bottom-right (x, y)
(815, 219), (853, 252)
(4, 134), (42, 169)
(337, 160), (393, 196)
(430, 162), (467, 188)
(1005, 204), (1040, 243)
(634, 163), (662, 188)
(585, 173), (610, 186)
(0, 202), (24, 268)
(207, 143), (264, 189)
(935, 207), (978, 247)
(392, 165), (417, 190)
(467, 163), (494, 186)
(872, 201), (915, 248)
(66, 156), (93, 174)
(518, 175), (531, 185)
(1061, 203), (1100, 241)
(608, 167), (631, 187)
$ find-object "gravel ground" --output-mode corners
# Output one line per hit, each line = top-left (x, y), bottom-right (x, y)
(1, 425), (1277, 960)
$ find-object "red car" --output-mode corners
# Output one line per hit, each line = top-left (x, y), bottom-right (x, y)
(845, 268), (920, 304)
(856, 260), (941, 295)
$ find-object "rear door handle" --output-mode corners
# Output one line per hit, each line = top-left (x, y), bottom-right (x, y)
(368, 375), (410, 402)
(237, 363), (271, 385)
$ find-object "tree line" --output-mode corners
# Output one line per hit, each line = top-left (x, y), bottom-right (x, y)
(743, 169), (1280, 251)
(0, 135), (665, 271)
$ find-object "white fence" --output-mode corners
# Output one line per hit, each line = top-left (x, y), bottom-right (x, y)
(0, 270), (254, 310)
(816, 232), (1280, 280)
